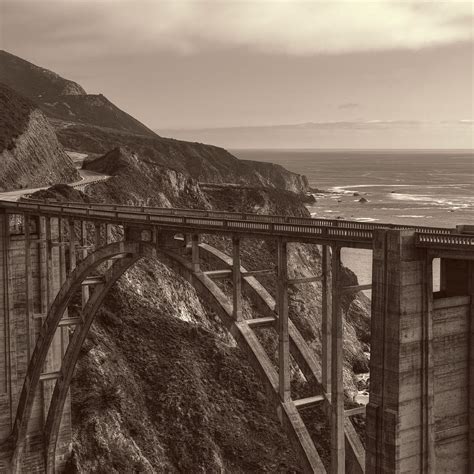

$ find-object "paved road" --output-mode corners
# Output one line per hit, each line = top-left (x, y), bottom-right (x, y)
(0, 152), (109, 202)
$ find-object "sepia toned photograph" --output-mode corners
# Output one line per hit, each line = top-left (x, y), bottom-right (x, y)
(0, 1), (473, 472)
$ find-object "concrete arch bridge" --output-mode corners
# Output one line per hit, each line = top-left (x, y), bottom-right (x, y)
(0, 199), (473, 473)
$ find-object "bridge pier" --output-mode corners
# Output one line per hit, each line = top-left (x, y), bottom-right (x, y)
(277, 239), (290, 403)
(321, 244), (332, 399)
(0, 212), (72, 472)
(366, 229), (474, 473)
(232, 237), (243, 321)
(330, 246), (345, 474)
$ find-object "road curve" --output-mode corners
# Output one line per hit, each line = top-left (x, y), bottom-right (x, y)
(0, 151), (109, 202)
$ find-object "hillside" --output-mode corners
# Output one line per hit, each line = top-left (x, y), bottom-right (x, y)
(0, 50), (156, 137)
(0, 50), (309, 194)
(0, 83), (80, 191)
(33, 179), (370, 472)
(74, 128), (309, 193)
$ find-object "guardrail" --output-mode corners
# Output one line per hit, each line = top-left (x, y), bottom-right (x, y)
(0, 199), (471, 252)
(415, 233), (474, 249)
(17, 198), (453, 234)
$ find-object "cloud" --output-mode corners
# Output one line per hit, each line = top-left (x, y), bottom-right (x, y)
(339, 103), (361, 110)
(2, 0), (473, 58)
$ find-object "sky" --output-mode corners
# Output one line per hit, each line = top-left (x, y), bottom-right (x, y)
(1, 0), (473, 148)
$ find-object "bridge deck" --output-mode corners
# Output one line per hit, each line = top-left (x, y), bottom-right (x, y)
(0, 199), (472, 252)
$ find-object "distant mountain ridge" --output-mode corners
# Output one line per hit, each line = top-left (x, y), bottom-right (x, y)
(0, 50), (156, 137)
(0, 50), (85, 100)
(0, 50), (309, 194)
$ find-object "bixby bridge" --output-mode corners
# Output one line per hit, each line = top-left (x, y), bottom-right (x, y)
(0, 199), (473, 473)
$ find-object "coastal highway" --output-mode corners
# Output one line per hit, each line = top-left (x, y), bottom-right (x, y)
(0, 152), (109, 202)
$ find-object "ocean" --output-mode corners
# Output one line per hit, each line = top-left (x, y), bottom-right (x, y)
(232, 149), (474, 291)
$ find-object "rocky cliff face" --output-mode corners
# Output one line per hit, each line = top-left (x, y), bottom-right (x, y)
(1, 50), (310, 195)
(73, 127), (310, 193)
(0, 84), (80, 191)
(83, 146), (211, 208)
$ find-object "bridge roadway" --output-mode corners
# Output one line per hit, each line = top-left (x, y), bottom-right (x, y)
(0, 198), (473, 252)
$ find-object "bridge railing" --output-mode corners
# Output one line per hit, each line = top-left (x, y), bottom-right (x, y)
(415, 233), (474, 249)
(18, 198), (452, 234)
(1, 199), (470, 251)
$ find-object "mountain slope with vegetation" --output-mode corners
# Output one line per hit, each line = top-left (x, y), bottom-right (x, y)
(0, 50), (309, 194)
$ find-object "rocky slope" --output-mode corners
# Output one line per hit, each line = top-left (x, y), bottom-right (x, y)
(1, 50), (309, 194)
(73, 128), (309, 193)
(5, 49), (371, 471)
(32, 159), (370, 471)
(0, 83), (80, 191)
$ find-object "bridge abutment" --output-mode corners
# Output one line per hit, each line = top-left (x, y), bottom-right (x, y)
(366, 229), (474, 473)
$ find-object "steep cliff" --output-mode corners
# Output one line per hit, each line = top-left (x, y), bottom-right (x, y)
(0, 84), (80, 191)
(83, 147), (211, 208)
(72, 126), (310, 193)
(1, 50), (310, 194)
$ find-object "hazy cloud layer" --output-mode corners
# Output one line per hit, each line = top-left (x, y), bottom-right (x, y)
(2, 0), (473, 57)
(339, 103), (361, 110)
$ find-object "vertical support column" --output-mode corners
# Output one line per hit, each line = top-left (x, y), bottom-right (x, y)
(106, 224), (113, 268)
(439, 257), (447, 294)
(41, 217), (54, 425)
(232, 237), (243, 321)
(106, 224), (113, 245)
(0, 211), (15, 432)
(68, 219), (76, 272)
(366, 229), (434, 473)
(39, 217), (48, 317)
(321, 244), (332, 398)
(94, 223), (101, 249)
(191, 234), (200, 273)
(277, 238), (290, 402)
(45, 217), (53, 306)
(24, 215), (33, 363)
(58, 219), (66, 286)
(422, 254), (435, 473)
(469, 261), (474, 472)
(80, 221), (89, 307)
(58, 219), (68, 360)
(331, 245), (344, 474)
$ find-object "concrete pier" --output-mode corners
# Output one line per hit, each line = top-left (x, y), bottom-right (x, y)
(366, 229), (473, 473)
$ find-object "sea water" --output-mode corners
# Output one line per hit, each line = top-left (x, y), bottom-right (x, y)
(232, 149), (474, 291)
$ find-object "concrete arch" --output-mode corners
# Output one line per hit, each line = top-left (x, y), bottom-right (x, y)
(12, 239), (325, 473)
(10, 241), (146, 472)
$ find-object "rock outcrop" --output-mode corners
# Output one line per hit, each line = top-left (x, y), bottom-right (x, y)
(83, 146), (211, 208)
(0, 84), (80, 191)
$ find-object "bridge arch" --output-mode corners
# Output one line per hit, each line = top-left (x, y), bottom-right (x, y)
(11, 238), (324, 473)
